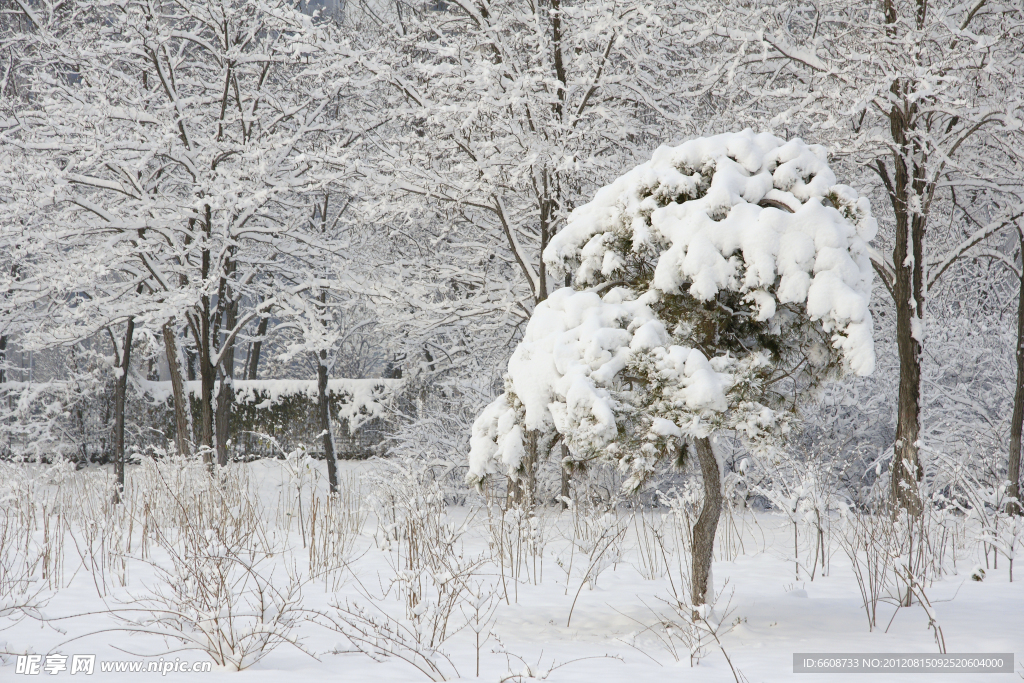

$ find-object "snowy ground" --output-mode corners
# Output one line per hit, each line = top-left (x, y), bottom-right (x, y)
(1, 458), (1021, 683)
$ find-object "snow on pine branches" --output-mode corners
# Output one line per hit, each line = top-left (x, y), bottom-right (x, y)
(469, 131), (877, 491)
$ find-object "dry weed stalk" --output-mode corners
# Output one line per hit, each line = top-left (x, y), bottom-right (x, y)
(0, 504), (47, 638)
(631, 510), (667, 580)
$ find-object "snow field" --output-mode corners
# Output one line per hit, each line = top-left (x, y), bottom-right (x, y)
(0, 457), (1021, 683)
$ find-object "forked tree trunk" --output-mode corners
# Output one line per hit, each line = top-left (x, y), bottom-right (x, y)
(317, 350), (339, 494)
(163, 321), (191, 458)
(112, 318), (136, 504)
(691, 436), (722, 618)
(1008, 228), (1024, 515)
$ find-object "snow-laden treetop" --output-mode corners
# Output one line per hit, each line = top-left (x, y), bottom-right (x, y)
(469, 131), (876, 490)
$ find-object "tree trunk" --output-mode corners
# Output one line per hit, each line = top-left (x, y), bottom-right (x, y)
(1008, 228), (1024, 515)
(186, 345), (196, 381)
(197, 326), (215, 469)
(247, 313), (270, 380)
(215, 370), (233, 467)
(886, 87), (925, 516)
(163, 321), (191, 458)
(215, 305), (235, 467)
(196, 207), (215, 468)
(317, 350), (339, 493)
(1, 266), (18, 387)
(214, 280), (238, 467)
(513, 430), (538, 508)
(559, 442), (571, 510)
(112, 318), (136, 504)
(691, 436), (722, 618)
(892, 288), (924, 515)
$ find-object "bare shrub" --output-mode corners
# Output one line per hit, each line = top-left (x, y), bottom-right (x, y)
(326, 599), (460, 681)
(120, 540), (311, 669)
(655, 483), (702, 603)
(308, 471), (367, 592)
(486, 503), (547, 601)
(892, 563), (947, 653)
(555, 496), (626, 627)
(630, 510), (667, 580)
(619, 580), (747, 682)
(370, 461), (477, 625)
(323, 458), (496, 680)
(0, 501), (46, 640)
(492, 635), (624, 683)
(463, 581), (499, 678)
(106, 461), (311, 670)
(273, 443), (317, 547)
(839, 512), (893, 631)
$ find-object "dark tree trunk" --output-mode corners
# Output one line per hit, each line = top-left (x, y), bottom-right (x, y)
(317, 350), (338, 493)
(691, 436), (722, 617)
(163, 321), (191, 457)
(1, 265), (18, 386)
(214, 370), (232, 466)
(885, 80), (925, 516)
(112, 318), (136, 504)
(196, 208), (215, 468)
(315, 283), (339, 492)
(892, 263), (924, 515)
(247, 313), (270, 380)
(197, 314), (215, 468)
(186, 346), (196, 382)
(214, 298), (237, 467)
(1008, 228), (1024, 515)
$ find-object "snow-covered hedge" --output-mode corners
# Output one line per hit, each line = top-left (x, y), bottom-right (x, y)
(0, 377), (402, 462)
(139, 378), (401, 431)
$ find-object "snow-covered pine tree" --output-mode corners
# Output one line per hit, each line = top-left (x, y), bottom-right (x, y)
(469, 131), (877, 612)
